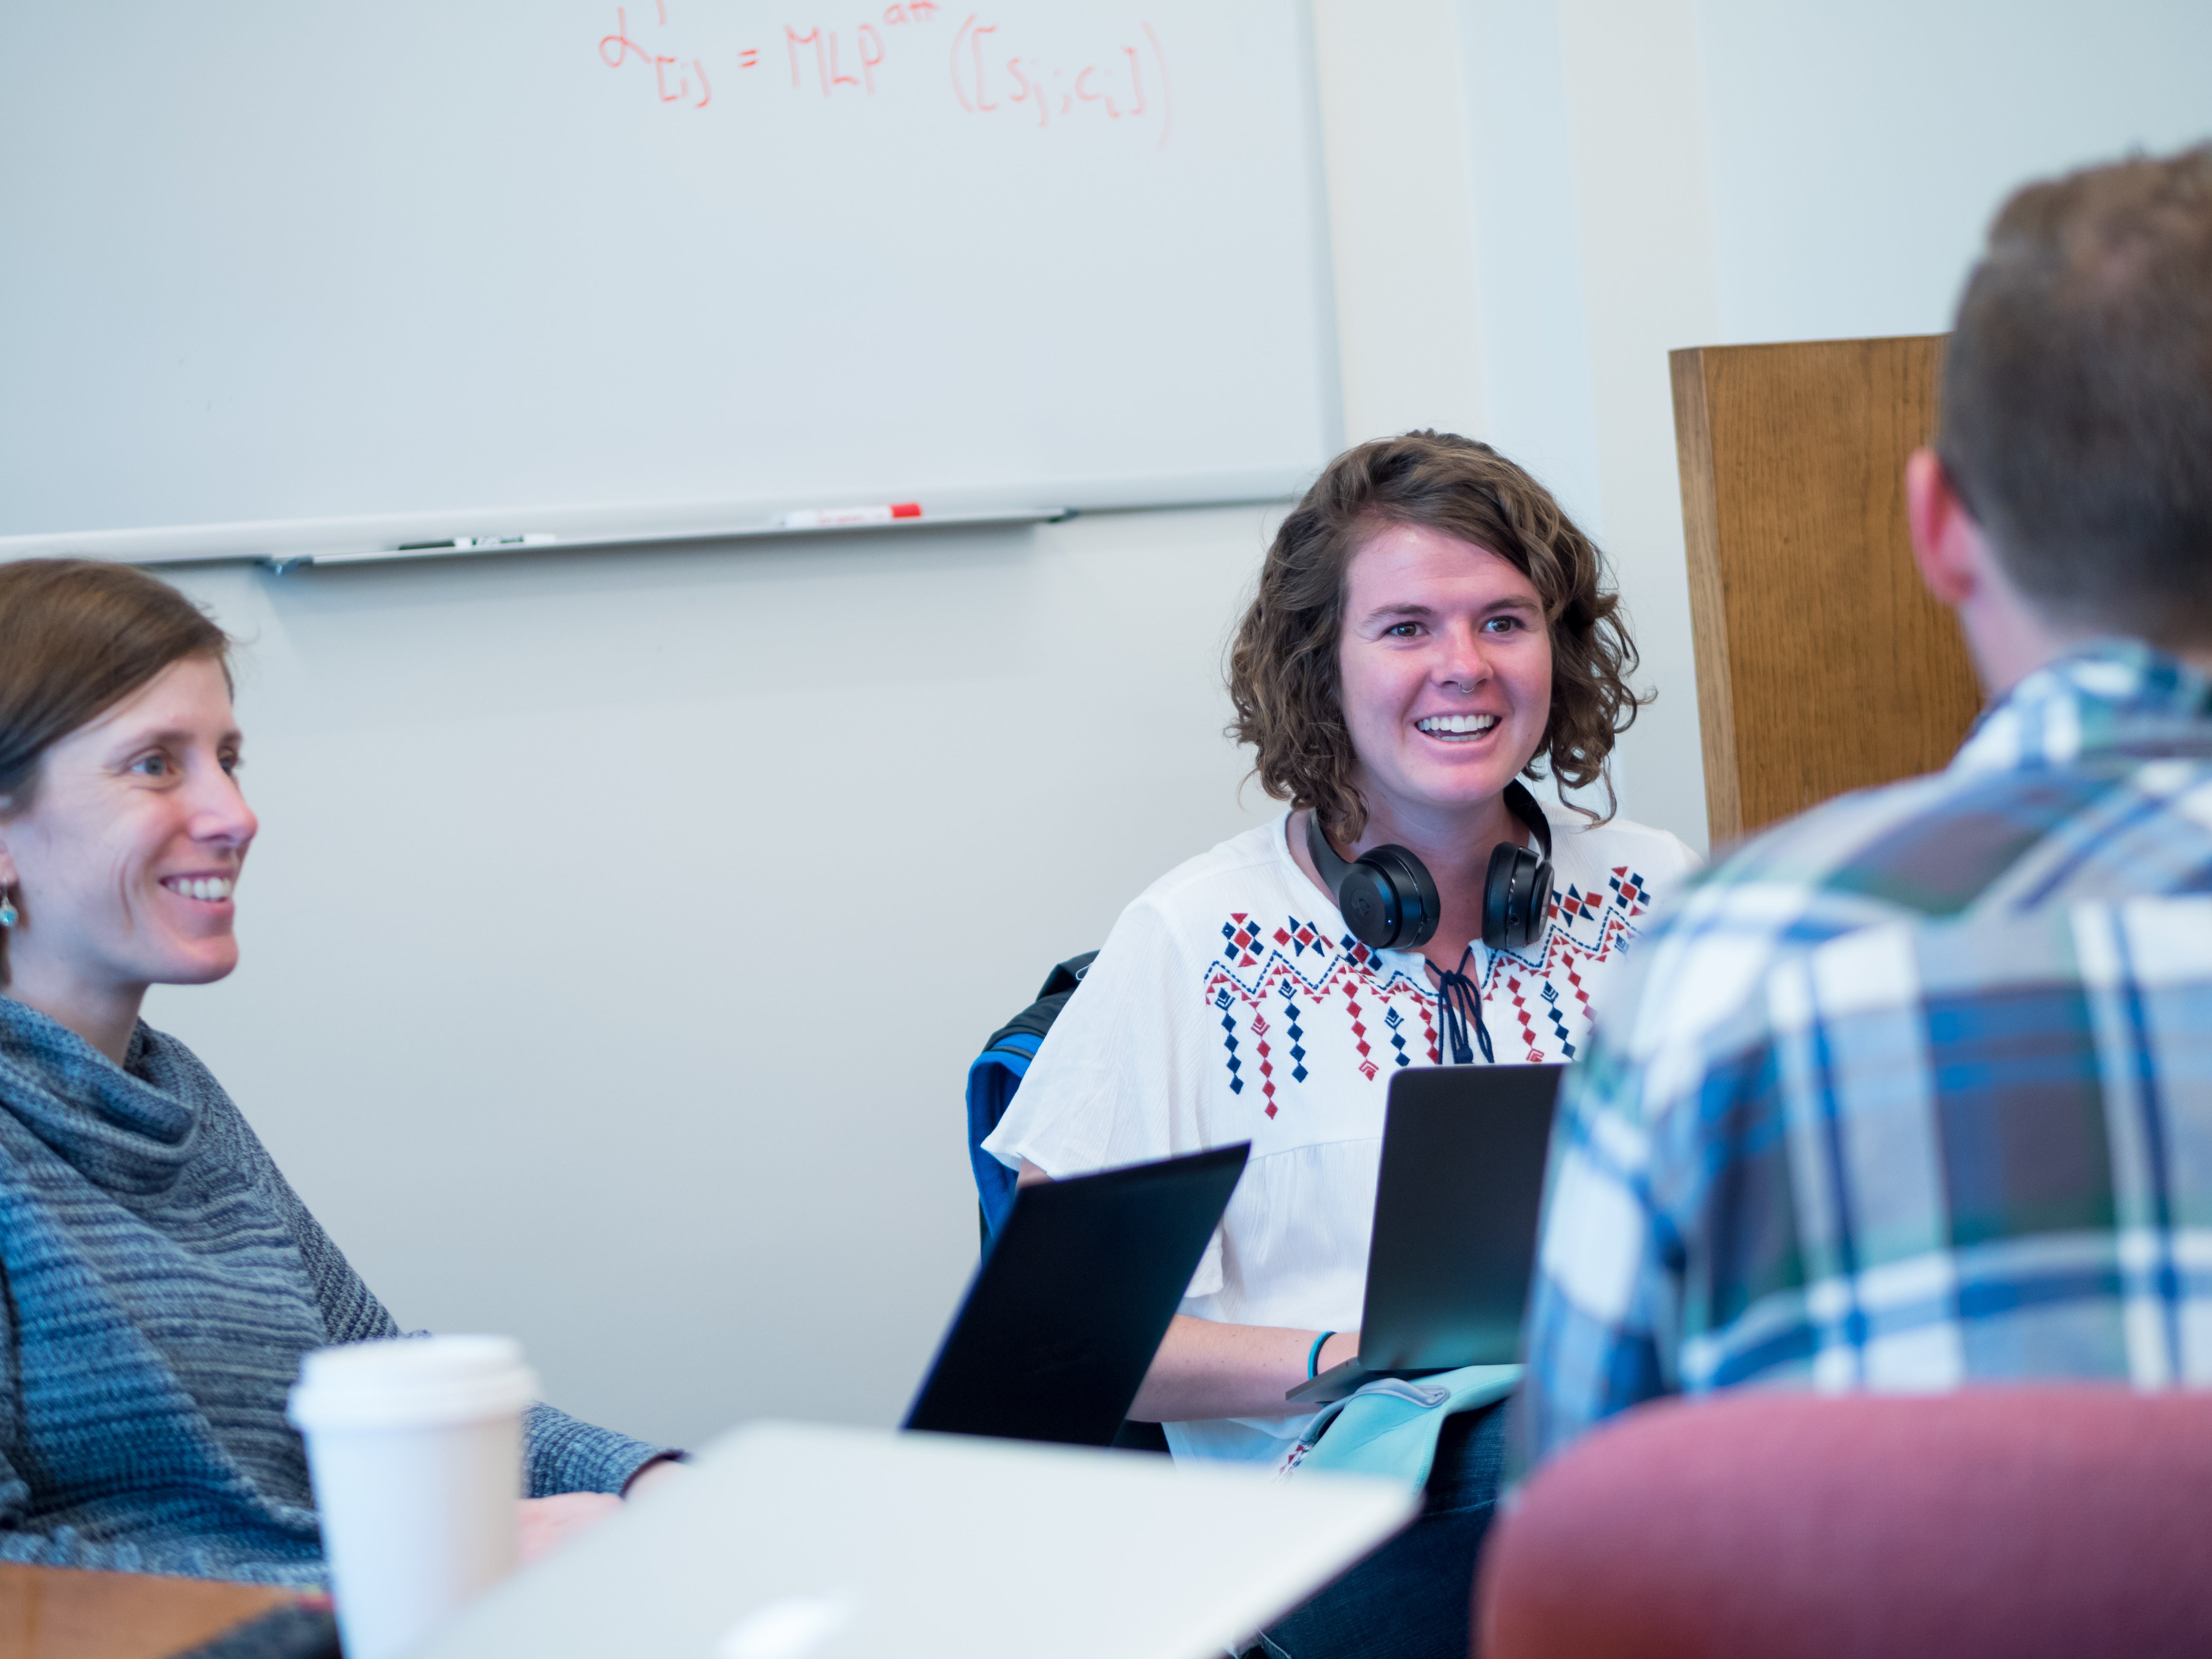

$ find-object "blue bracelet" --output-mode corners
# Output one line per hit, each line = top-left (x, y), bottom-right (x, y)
(1307, 1330), (1336, 1380)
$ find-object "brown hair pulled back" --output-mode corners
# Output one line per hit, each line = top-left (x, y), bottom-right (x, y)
(0, 560), (232, 976)
(0, 559), (231, 817)
(1227, 431), (1644, 844)
(1940, 145), (2212, 641)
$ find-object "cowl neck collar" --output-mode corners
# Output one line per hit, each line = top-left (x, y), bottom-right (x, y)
(0, 997), (202, 1195)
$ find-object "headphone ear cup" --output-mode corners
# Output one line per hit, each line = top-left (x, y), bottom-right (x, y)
(1483, 843), (1554, 952)
(1523, 859), (1554, 947)
(1321, 839), (1440, 952)
(1362, 845), (1441, 950)
(1333, 860), (1402, 949)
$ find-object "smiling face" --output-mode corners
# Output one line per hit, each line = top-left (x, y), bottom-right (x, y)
(1336, 521), (1553, 830)
(0, 655), (256, 1006)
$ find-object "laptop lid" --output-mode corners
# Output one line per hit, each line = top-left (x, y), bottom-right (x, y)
(902, 1142), (1249, 1446)
(1355, 1064), (1565, 1371)
(416, 1421), (1417, 1659)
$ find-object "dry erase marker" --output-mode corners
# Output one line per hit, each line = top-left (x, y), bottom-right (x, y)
(778, 503), (923, 529)
(392, 533), (558, 552)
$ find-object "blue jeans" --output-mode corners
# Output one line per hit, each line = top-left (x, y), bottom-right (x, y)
(1257, 1398), (1508, 1659)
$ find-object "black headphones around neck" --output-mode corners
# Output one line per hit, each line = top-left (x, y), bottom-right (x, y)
(1306, 781), (1555, 954)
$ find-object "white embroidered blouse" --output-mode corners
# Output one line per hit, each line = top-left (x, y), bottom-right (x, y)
(983, 805), (1700, 1467)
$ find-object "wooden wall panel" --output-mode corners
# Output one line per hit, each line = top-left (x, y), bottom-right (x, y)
(1671, 336), (1984, 846)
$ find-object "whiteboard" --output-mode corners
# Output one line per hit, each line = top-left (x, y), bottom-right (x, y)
(0, 1), (1337, 562)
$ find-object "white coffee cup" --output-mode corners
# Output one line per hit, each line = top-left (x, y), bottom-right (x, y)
(288, 1335), (538, 1659)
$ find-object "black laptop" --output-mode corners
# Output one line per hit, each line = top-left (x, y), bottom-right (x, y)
(904, 1143), (1249, 1447)
(1285, 1064), (1565, 1406)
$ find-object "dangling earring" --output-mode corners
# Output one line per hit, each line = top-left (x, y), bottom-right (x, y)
(0, 886), (17, 928)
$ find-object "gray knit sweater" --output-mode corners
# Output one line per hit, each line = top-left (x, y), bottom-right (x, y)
(0, 996), (672, 1584)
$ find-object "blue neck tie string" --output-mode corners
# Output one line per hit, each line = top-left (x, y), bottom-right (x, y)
(1434, 943), (1494, 1065)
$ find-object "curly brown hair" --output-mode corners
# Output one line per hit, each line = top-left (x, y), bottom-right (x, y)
(1227, 431), (1644, 843)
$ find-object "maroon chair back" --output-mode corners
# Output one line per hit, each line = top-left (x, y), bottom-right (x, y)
(1477, 1388), (2212, 1659)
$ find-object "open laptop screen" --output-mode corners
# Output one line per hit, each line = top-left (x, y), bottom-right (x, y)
(1357, 1063), (1565, 1373)
(904, 1142), (1249, 1446)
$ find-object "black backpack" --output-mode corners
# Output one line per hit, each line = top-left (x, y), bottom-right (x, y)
(963, 951), (1097, 1242)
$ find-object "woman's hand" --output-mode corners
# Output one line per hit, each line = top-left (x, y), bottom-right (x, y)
(1020, 1162), (1359, 1424)
(1126, 1316), (1362, 1423)
(516, 1493), (622, 1564)
(514, 1457), (688, 1564)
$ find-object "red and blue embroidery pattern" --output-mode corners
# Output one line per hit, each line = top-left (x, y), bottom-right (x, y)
(1205, 867), (1653, 1118)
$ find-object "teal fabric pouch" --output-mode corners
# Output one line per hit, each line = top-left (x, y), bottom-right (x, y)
(1289, 1365), (1522, 1489)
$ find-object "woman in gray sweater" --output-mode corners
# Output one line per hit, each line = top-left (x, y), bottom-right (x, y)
(0, 558), (676, 1583)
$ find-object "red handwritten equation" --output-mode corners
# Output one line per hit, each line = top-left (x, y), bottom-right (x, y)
(786, 3), (940, 97)
(951, 15), (1172, 145)
(597, 3), (940, 110)
(598, 1), (713, 107)
(595, 3), (1171, 145)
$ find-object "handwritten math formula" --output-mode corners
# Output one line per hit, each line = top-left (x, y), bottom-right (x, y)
(595, 4), (1172, 144)
(949, 15), (1168, 142)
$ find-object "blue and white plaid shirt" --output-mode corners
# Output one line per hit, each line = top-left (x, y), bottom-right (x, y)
(1518, 641), (2212, 1470)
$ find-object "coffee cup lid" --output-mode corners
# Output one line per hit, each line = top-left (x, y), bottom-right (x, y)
(288, 1335), (538, 1432)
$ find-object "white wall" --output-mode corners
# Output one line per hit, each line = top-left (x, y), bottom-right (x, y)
(140, 0), (2212, 1449)
(1456, 0), (2212, 847)
(1694, 0), (2212, 345)
(153, 507), (1287, 1446)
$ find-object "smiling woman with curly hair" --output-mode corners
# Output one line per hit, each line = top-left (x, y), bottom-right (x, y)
(1230, 431), (1646, 843)
(982, 431), (1700, 1659)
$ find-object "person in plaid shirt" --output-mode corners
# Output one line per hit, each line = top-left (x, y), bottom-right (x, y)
(1517, 145), (2212, 1471)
